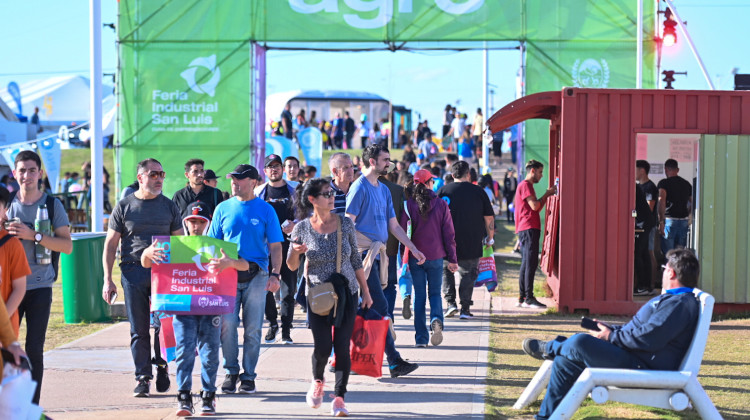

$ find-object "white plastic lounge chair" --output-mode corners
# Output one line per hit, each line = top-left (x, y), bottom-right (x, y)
(513, 288), (722, 420)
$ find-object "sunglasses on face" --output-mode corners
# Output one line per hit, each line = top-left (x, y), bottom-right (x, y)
(317, 191), (335, 198)
(141, 171), (166, 180)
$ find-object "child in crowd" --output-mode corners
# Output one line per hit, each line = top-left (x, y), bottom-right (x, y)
(141, 201), (249, 416)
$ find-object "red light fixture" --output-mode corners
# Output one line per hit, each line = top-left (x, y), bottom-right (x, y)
(663, 8), (677, 47)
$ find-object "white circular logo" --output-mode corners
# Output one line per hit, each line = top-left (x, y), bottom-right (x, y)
(198, 296), (210, 308)
(180, 55), (221, 97)
(572, 58), (610, 88)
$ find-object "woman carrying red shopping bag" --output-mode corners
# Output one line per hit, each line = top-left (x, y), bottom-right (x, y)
(287, 179), (372, 417)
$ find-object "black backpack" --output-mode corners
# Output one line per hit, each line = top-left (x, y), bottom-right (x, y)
(9, 191), (62, 280)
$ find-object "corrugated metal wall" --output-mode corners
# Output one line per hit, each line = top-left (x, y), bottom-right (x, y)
(556, 90), (639, 314)
(699, 134), (750, 304)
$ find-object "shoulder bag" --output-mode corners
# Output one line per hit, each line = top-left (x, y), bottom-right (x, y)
(307, 216), (341, 317)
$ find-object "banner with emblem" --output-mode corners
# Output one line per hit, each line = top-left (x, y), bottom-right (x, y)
(150, 235), (238, 315)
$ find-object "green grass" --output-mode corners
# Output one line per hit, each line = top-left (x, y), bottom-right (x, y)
(485, 218), (750, 419)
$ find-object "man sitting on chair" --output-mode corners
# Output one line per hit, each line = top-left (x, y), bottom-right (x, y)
(522, 249), (700, 420)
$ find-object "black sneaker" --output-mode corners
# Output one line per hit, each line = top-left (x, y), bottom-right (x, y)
(389, 359), (419, 378)
(430, 319), (443, 346)
(281, 329), (294, 345)
(522, 338), (549, 360)
(515, 297), (525, 307)
(133, 377), (150, 397)
(156, 364), (170, 393)
(634, 288), (651, 296)
(176, 391), (194, 416)
(265, 325), (279, 344)
(459, 310), (474, 319)
(238, 380), (256, 394)
(221, 374), (239, 394)
(200, 390), (216, 415)
(444, 304), (458, 318)
(524, 297), (547, 309)
(402, 296), (412, 320)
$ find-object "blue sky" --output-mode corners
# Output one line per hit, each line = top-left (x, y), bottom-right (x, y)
(1, 1), (748, 128)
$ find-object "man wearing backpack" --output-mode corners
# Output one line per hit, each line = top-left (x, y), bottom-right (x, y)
(5, 150), (72, 404)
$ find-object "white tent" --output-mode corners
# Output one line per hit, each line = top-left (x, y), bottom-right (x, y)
(0, 75), (114, 127)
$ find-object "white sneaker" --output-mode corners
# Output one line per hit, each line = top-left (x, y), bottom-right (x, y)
(306, 379), (324, 409)
(331, 396), (349, 417)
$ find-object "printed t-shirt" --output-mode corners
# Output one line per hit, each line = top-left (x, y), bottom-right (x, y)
(207, 197), (283, 269)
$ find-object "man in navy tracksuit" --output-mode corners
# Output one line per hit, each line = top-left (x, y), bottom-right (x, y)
(523, 249), (701, 420)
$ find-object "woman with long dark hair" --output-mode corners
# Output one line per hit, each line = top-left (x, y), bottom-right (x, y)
(400, 169), (457, 347)
(287, 178), (372, 417)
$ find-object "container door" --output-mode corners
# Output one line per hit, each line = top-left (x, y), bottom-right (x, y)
(698, 134), (750, 304)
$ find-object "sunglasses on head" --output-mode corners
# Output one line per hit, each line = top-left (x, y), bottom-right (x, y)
(317, 191), (335, 198)
(141, 171), (166, 180)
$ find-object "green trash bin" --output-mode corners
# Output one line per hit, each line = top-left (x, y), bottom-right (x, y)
(61, 232), (111, 323)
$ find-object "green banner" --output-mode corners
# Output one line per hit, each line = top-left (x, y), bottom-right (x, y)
(119, 40), (251, 195)
(522, 0), (656, 195)
(118, 0), (656, 196)
(167, 235), (238, 265)
(119, 1), (524, 43)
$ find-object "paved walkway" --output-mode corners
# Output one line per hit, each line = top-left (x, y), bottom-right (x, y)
(41, 287), (498, 419)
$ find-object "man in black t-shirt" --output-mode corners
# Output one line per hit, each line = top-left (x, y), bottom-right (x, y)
(437, 161), (495, 318)
(172, 158), (224, 216)
(103, 158), (183, 397)
(255, 154), (297, 344)
(657, 159), (692, 256)
(636, 160), (659, 294)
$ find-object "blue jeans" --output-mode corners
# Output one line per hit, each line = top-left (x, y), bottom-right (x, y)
(363, 253), (402, 366)
(120, 263), (163, 379)
(409, 258), (444, 345)
(173, 314), (221, 392)
(383, 255), (399, 320)
(661, 218), (689, 255)
(537, 334), (645, 420)
(221, 272), (268, 381)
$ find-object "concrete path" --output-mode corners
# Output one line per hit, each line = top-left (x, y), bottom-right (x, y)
(41, 287), (496, 419)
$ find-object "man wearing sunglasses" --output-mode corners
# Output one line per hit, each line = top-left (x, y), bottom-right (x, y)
(208, 163), (283, 395)
(103, 158), (184, 398)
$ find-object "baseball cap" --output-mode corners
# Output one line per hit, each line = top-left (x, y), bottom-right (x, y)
(417, 153), (425, 160)
(226, 164), (259, 180)
(264, 154), (282, 168)
(182, 201), (212, 222)
(203, 169), (218, 180)
(413, 169), (433, 185)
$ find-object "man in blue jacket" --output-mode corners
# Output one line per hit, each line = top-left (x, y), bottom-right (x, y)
(522, 248), (700, 420)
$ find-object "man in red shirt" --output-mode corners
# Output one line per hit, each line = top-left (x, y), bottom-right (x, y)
(514, 160), (556, 309)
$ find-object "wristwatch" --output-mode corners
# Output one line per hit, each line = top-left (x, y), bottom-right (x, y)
(34, 232), (43, 243)
(269, 273), (281, 279)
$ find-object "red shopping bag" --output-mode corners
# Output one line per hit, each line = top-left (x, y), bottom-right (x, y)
(350, 314), (388, 378)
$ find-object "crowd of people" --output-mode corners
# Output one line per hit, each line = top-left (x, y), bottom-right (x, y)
(96, 143), (497, 417)
(0, 142), (703, 419)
